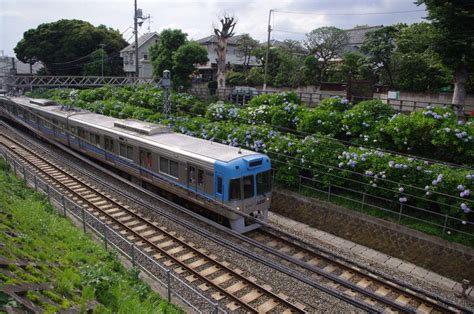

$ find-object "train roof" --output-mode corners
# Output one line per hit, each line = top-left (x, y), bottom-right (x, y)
(70, 112), (259, 163)
(9, 97), (261, 163)
(10, 97), (85, 119)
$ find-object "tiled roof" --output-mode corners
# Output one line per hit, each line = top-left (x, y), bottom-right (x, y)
(121, 32), (160, 52)
(196, 34), (248, 45)
(345, 25), (383, 45)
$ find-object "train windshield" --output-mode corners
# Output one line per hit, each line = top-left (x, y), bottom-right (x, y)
(256, 170), (271, 195)
(229, 178), (241, 201)
(243, 175), (254, 199)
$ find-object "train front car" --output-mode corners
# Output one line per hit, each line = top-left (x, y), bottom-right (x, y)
(215, 154), (272, 233)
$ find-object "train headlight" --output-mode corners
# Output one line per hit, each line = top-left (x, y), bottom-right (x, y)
(236, 207), (240, 210)
(266, 197), (270, 201)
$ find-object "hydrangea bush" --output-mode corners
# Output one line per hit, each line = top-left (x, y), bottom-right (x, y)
(26, 87), (474, 226)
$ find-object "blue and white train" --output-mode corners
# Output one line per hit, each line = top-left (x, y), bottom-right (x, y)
(0, 97), (272, 233)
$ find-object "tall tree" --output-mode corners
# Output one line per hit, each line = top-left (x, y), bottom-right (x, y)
(339, 52), (373, 82)
(15, 20), (127, 75)
(361, 25), (405, 88)
(149, 29), (187, 77)
(417, 0), (474, 106)
(304, 27), (349, 82)
(172, 42), (208, 88)
(394, 22), (451, 92)
(236, 34), (259, 70)
(213, 15), (236, 89)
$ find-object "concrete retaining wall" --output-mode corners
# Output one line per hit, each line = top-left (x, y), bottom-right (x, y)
(271, 188), (474, 282)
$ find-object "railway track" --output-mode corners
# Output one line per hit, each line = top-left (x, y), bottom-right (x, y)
(0, 133), (306, 313)
(1, 120), (470, 313)
(246, 228), (464, 314)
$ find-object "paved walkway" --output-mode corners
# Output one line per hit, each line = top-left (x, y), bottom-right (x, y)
(269, 212), (473, 298)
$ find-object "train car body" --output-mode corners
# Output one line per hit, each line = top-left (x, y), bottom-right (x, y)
(0, 97), (271, 233)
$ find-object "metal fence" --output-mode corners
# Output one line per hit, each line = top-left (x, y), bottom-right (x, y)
(0, 149), (224, 314)
(297, 174), (474, 239)
(3, 75), (162, 91)
(188, 87), (474, 113)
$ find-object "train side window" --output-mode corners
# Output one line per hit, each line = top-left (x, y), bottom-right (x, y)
(139, 150), (152, 168)
(197, 169), (204, 186)
(105, 137), (114, 151)
(78, 127), (86, 139)
(160, 157), (169, 174)
(229, 178), (241, 200)
(119, 143), (134, 159)
(217, 176), (223, 194)
(90, 133), (101, 147)
(70, 126), (77, 135)
(170, 160), (179, 177)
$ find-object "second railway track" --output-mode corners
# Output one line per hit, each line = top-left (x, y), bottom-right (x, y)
(0, 132), (306, 313)
(1, 121), (471, 314)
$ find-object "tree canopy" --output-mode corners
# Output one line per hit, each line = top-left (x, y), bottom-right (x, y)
(149, 29), (208, 88)
(14, 19), (127, 75)
(304, 26), (349, 82)
(149, 29), (187, 77)
(417, 0), (474, 105)
(172, 42), (208, 88)
(236, 34), (259, 70)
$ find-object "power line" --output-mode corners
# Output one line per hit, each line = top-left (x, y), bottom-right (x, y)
(273, 9), (426, 16)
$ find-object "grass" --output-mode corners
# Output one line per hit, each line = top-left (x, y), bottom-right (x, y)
(0, 159), (184, 313)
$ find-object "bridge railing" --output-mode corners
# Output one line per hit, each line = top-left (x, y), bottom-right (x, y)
(3, 75), (162, 90)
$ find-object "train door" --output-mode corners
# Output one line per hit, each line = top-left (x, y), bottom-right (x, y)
(187, 165), (197, 192)
(139, 148), (152, 180)
(104, 136), (114, 162)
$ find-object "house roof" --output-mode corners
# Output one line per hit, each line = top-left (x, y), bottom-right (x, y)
(120, 32), (159, 53)
(344, 25), (383, 45)
(196, 34), (248, 45)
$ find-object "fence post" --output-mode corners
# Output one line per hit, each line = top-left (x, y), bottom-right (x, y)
(13, 161), (16, 176)
(361, 192), (366, 211)
(46, 185), (50, 202)
(131, 244), (136, 267)
(328, 184), (331, 201)
(34, 176), (38, 192)
(213, 303), (219, 314)
(103, 224), (108, 251)
(398, 203), (403, 221)
(22, 166), (26, 183)
(413, 101), (417, 112)
(62, 195), (66, 217)
(81, 207), (86, 233)
(309, 93), (313, 107)
(442, 214), (448, 234)
(399, 100), (403, 112)
(166, 269), (172, 302)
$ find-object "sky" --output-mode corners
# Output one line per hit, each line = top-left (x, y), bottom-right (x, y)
(0, 0), (428, 58)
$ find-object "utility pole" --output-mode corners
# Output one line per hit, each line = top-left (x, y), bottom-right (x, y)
(263, 9), (273, 91)
(134, 0), (139, 78)
(99, 43), (106, 76)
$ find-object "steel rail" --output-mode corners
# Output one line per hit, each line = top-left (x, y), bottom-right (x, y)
(0, 132), (305, 314)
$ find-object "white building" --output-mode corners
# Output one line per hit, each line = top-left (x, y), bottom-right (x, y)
(196, 34), (259, 81)
(0, 55), (43, 90)
(120, 32), (159, 78)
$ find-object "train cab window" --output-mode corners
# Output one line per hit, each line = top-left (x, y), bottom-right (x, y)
(256, 171), (271, 195)
(197, 169), (204, 186)
(243, 175), (255, 199)
(104, 137), (114, 151)
(217, 176), (223, 194)
(229, 178), (241, 201)
(119, 143), (134, 160)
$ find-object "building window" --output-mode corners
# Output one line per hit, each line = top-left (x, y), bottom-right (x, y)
(119, 143), (134, 160)
(143, 54), (148, 60)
